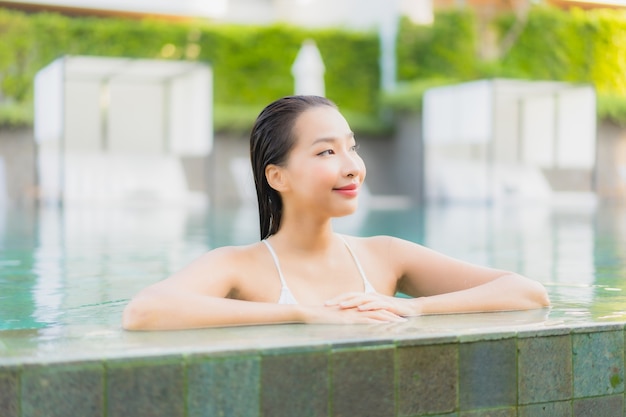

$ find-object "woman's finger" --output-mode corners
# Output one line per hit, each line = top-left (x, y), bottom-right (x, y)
(324, 292), (365, 306)
(358, 306), (405, 321)
(356, 301), (388, 311)
(332, 304), (406, 323)
(370, 309), (407, 322)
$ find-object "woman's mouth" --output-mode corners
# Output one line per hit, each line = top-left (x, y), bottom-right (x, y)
(333, 183), (359, 197)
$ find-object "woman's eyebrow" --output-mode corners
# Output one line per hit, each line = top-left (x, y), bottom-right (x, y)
(311, 137), (337, 146)
(310, 132), (355, 146)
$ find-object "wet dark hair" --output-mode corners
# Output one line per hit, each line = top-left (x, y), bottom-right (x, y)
(250, 95), (337, 240)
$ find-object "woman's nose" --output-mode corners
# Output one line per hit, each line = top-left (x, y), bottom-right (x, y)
(342, 152), (364, 178)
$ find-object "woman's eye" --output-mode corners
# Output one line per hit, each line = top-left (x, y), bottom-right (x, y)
(350, 144), (360, 152)
(318, 149), (334, 156)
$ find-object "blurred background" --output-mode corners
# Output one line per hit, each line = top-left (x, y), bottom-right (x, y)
(1, 0), (626, 331)
(0, 0), (625, 208)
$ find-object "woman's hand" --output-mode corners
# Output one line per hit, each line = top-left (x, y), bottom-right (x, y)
(324, 292), (421, 317)
(300, 303), (408, 324)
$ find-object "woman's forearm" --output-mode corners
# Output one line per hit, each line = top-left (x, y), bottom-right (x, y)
(413, 274), (550, 315)
(122, 288), (408, 330)
(122, 288), (305, 330)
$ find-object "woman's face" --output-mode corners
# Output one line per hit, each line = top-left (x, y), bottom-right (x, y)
(275, 105), (366, 218)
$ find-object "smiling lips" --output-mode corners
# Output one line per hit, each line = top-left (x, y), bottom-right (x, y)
(333, 183), (359, 197)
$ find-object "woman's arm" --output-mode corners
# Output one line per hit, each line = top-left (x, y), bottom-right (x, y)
(409, 272), (550, 315)
(122, 246), (406, 330)
(123, 290), (406, 330)
(123, 289), (301, 330)
(397, 237), (550, 312)
(327, 237), (550, 316)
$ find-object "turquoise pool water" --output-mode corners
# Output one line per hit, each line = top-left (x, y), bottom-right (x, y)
(1, 201), (625, 333)
(3, 201), (625, 417)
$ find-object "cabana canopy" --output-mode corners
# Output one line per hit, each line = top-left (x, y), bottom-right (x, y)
(34, 55), (212, 206)
(422, 79), (596, 203)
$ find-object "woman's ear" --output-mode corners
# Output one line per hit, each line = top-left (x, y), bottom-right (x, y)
(265, 164), (289, 192)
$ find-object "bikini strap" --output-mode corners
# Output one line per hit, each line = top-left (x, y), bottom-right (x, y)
(337, 234), (377, 293)
(264, 237), (376, 296)
(262, 240), (288, 287)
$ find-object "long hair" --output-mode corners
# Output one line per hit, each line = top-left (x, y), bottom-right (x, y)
(250, 95), (337, 240)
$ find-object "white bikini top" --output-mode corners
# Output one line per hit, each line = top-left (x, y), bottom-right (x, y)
(262, 235), (377, 305)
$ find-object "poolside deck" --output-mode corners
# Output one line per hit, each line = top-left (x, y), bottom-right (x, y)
(1, 309), (624, 417)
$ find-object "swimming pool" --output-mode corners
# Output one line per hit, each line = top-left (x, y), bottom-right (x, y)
(1, 201), (625, 416)
(2, 200), (625, 331)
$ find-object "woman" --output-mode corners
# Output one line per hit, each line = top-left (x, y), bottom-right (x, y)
(122, 95), (550, 330)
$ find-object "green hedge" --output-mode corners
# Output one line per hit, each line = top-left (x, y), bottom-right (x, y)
(497, 6), (626, 125)
(397, 10), (478, 81)
(3, 6), (626, 129)
(496, 6), (626, 95)
(0, 8), (380, 131)
(391, 6), (626, 126)
(598, 93), (626, 127)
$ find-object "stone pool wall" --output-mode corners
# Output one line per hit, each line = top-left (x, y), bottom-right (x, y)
(1, 321), (624, 417)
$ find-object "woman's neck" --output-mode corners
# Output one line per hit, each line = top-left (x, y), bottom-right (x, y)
(271, 212), (335, 252)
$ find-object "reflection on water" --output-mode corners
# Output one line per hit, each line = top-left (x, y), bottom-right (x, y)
(1, 201), (625, 331)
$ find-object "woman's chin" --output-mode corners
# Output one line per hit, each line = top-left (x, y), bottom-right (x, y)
(334, 203), (359, 218)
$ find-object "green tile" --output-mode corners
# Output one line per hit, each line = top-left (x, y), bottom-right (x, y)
(396, 343), (458, 416)
(0, 368), (19, 417)
(106, 358), (184, 417)
(331, 338), (395, 350)
(573, 394), (624, 417)
(459, 339), (516, 410)
(458, 331), (517, 343)
(261, 350), (328, 417)
(572, 330), (624, 398)
(459, 407), (516, 417)
(517, 327), (572, 338)
(395, 334), (458, 347)
(518, 401), (572, 417)
(571, 322), (623, 334)
(187, 355), (260, 417)
(330, 346), (395, 417)
(21, 363), (103, 417)
(518, 335), (572, 404)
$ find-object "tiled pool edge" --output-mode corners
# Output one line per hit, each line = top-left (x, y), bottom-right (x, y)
(1, 322), (625, 417)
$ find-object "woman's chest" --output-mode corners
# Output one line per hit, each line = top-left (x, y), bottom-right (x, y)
(234, 254), (398, 304)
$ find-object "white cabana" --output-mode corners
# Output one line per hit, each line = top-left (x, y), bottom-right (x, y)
(34, 55), (212, 206)
(423, 79), (596, 204)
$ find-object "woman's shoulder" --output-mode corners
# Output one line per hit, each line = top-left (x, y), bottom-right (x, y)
(215, 240), (266, 256)
(343, 234), (407, 250)
(195, 242), (267, 270)
(344, 235), (430, 264)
